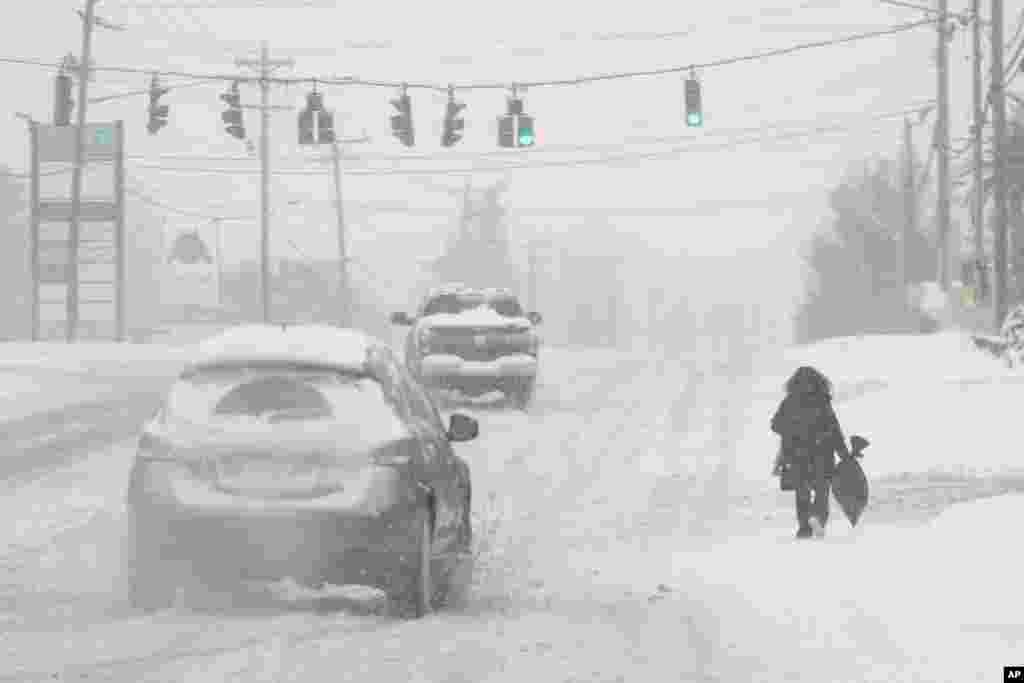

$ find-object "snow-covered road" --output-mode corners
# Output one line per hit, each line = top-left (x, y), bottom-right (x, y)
(0, 335), (1021, 682)
(0, 345), (726, 682)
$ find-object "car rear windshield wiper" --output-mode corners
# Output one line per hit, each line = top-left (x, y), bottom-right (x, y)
(260, 406), (332, 423)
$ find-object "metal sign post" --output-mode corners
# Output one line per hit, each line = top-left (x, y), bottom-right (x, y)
(30, 120), (124, 341)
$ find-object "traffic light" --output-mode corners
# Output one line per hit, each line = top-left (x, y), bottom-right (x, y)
(298, 90), (320, 145)
(220, 81), (245, 139)
(441, 89), (465, 147)
(147, 75), (169, 135)
(685, 75), (703, 127)
(498, 115), (515, 147)
(390, 90), (414, 147)
(298, 109), (315, 144)
(53, 73), (74, 126)
(498, 95), (534, 148)
(517, 114), (535, 146)
(317, 109), (335, 144)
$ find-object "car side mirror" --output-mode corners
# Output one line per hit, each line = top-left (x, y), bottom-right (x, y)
(447, 413), (479, 442)
(390, 312), (413, 326)
(527, 311), (542, 325)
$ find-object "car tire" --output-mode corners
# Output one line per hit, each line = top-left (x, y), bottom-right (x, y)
(391, 505), (434, 619)
(122, 507), (177, 611)
(459, 484), (472, 553)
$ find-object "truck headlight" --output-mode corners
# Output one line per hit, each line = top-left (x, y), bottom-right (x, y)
(417, 327), (435, 352)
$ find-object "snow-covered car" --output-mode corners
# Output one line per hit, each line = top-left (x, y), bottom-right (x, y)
(122, 323), (478, 618)
(390, 286), (543, 408)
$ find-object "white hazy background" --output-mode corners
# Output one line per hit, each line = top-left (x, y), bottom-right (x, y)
(0, 0), (1009, 337)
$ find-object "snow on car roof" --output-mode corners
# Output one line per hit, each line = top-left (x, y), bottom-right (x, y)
(425, 284), (517, 300)
(186, 324), (382, 372)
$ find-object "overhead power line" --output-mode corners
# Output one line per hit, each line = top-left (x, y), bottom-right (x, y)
(0, 18), (941, 92)
(125, 185), (258, 221)
(0, 101), (933, 182)
(114, 100), (935, 165)
(125, 116), (920, 178)
(88, 77), (215, 103)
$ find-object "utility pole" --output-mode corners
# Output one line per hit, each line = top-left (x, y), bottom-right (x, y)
(66, 0), (100, 341)
(235, 41), (293, 324)
(459, 176), (472, 242)
(212, 218), (224, 308)
(330, 141), (350, 327)
(324, 135), (369, 327)
(527, 240), (537, 312)
(936, 0), (953, 291)
(903, 118), (917, 292)
(971, 0), (986, 300)
(992, 0), (1010, 329)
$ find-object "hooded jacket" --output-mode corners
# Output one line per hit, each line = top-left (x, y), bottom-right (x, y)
(771, 391), (850, 467)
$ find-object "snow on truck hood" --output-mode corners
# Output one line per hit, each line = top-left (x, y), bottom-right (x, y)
(422, 306), (532, 329)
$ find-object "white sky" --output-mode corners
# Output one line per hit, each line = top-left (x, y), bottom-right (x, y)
(1, 0), (1020, 305)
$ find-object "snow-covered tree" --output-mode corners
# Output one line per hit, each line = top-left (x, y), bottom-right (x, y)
(430, 181), (518, 289)
(796, 158), (937, 342)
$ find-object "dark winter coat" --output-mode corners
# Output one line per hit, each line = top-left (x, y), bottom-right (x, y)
(771, 392), (849, 480)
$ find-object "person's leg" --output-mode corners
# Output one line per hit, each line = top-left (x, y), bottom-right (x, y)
(794, 460), (813, 537)
(809, 454), (831, 535)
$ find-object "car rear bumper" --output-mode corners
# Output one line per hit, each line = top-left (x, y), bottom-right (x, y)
(130, 498), (423, 586)
(418, 353), (537, 381)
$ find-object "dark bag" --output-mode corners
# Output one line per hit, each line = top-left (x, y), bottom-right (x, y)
(832, 435), (870, 526)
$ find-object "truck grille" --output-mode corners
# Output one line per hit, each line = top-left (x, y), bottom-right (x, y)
(427, 327), (532, 360)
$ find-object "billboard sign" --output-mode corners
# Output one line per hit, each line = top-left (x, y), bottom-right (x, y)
(37, 123), (119, 163)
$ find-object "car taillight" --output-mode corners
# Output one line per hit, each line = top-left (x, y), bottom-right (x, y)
(136, 432), (208, 477)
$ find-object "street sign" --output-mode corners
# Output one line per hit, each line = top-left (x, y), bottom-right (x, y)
(37, 123), (119, 163)
(39, 224), (68, 241)
(38, 199), (118, 222)
(39, 262), (71, 284)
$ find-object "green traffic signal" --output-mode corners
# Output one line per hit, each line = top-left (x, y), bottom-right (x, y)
(684, 76), (702, 128)
(517, 115), (535, 147)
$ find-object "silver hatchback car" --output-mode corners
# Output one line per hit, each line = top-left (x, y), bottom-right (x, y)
(122, 324), (479, 618)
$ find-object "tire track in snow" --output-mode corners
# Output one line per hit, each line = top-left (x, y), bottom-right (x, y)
(0, 347), (719, 683)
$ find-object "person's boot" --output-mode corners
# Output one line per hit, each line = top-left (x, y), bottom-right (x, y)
(809, 516), (825, 538)
(796, 524), (813, 539)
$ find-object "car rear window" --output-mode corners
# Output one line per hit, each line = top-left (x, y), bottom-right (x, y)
(488, 296), (524, 317)
(165, 366), (400, 427)
(422, 293), (483, 316)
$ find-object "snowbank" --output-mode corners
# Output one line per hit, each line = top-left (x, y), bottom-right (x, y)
(0, 342), (192, 376)
(673, 494), (1024, 682)
(766, 331), (1012, 390)
(0, 342), (193, 421)
(732, 331), (1024, 483)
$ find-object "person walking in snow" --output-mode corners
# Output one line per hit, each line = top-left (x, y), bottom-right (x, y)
(770, 366), (850, 539)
